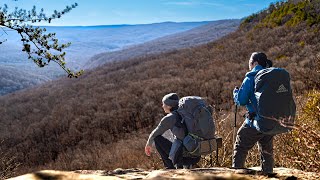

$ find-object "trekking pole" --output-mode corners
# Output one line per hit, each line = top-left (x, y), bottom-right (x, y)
(232, 103), (238, 164)
(232, 87), (239, 148)
(233, 104), (238, 146)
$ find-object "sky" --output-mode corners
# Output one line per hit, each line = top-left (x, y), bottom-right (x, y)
(1, 0), (278, 26)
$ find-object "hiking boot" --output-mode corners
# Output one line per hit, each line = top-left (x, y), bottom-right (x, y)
(174, 164), (183, 169)
(183, 165), (192, 169)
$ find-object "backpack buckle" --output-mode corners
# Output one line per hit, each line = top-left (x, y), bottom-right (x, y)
(244, 112), (256, 121)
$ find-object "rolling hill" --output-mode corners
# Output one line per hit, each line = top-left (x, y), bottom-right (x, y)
(0, 0), (319, 178)
(0, 66), (50, 95)
(1, 21), (212, 67)
(87, 19), (240, 68)
(0, 21), (214, 95)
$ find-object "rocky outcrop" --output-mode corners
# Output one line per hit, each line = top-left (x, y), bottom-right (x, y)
(8, 167), (320, 180)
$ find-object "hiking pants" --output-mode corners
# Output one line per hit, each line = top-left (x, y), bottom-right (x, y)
(154, 135), (200, 169)
(232, 122), (274, 173)
(154, 135), (175, 169)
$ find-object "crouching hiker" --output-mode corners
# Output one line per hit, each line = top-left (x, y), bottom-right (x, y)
(145, 93), (217, 169)
(232, 52), (296, 174)
(145, 93), (200, 169)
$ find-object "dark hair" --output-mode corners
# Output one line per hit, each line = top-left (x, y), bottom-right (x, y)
(251, 52), (273, 68)
(266, 59), (273, 68)
(170, 106), (178, 112)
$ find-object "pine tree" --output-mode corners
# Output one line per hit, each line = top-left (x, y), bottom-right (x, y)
(0, 1), (83, 78)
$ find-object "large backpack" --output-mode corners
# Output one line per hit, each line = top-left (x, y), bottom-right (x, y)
(254, 67), (296, 135)
(176, 96), (216, 156)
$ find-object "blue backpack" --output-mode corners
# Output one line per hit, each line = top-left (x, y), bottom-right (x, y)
(254, 68), (296, 135)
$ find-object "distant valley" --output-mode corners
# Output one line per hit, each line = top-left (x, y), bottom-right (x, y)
(0, 20), (240, 95)
(88, 19), (240, 68)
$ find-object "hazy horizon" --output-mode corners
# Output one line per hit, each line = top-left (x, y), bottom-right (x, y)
(1, 0), (277, 26)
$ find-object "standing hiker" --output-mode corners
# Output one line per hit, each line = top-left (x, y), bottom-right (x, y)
(232, 52), (274, 173)
(145, 93), (200, 169)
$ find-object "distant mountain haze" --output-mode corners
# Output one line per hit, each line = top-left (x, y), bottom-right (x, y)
(44, 21), (213, 68)
(1, 21), (211, 68)
(87, 19), (240, 68)
(0, 21), (223, 96)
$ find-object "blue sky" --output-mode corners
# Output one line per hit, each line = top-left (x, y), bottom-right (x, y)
(1, 0), (278, 26)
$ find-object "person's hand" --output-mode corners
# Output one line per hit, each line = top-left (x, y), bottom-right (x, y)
(145, 145), (152, 156)
(233, 86), (239, 94)
(233, 86), (239, 103)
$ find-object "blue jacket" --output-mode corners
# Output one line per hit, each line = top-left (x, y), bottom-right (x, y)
(233, 65), (264, 126)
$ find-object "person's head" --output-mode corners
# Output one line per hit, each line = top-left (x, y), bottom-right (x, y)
(249, 52), (273, 70)
(162, 93), (179, 114)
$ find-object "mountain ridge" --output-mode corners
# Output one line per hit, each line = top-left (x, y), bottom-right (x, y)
(87, 19), (240, 68)
(39, 21), (213, 28)
(0, 20), (220, 96)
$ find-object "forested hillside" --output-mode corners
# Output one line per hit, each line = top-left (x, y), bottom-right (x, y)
(87, 19), (240, 68)
(0, 0), (319, 178)
(0, 21), (210, 96)
(0, 66), (51, 95)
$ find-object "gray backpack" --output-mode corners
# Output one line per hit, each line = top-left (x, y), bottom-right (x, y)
(177, 96), (216, 156)
(254, 68), (296, 135)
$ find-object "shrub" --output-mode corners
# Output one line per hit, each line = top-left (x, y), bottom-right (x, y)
(275, 90), (320, 172)
(0, 140), (20, 179)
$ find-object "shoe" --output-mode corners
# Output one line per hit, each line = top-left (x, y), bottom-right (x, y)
(183, 165), (192, 169)
(258, 171), (277, 177)
(174, 164), (183, 169)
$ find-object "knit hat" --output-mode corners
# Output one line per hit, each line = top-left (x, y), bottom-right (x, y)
(162, 93), (179, 107)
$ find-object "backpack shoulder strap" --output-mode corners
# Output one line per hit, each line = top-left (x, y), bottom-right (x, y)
(172, 110), (188, 134)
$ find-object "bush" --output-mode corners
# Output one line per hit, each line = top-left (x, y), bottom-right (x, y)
(0, 140), (20, 179)
(275, 90), (320, 172)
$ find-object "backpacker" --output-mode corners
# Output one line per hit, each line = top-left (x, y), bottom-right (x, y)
(254, 67), (296, 135)
(176, 96), (216, 156)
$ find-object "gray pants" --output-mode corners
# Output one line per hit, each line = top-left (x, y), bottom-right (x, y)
(232, 122), (274, 173)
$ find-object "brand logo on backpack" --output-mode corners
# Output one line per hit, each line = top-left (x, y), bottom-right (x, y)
(276, 84), (288, 93)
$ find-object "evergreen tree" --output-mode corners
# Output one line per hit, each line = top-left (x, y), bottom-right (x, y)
(0, 1), (83, 78)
